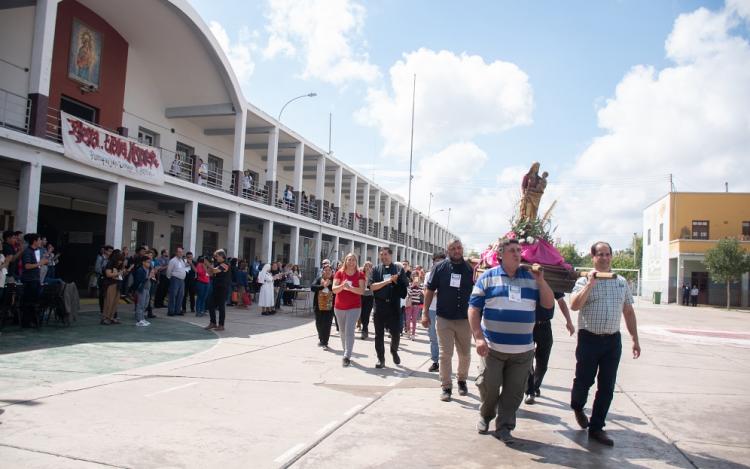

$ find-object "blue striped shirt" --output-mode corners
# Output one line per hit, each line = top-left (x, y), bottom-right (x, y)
(469, 266), (539, 354)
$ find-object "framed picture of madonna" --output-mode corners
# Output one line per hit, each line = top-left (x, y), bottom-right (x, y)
(68, 19), (102, 88)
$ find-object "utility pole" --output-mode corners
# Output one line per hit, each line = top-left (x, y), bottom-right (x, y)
(406, 74), (416, 259)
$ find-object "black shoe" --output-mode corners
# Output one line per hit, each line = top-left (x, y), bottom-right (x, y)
(477, 418), (490, 434)
(457, 381), (468, 396)
(177, 312), (185, 316)
(525, 394), (536, 405)
(428, 362), (439, 372)
(497, 428), (514, 444)
(440, 388), (452, 402)
(146, 314), (156, 319)
(392, 352), (401, 365)
(375, 360), (385, 369)
(574, 409), (589, 429)
(535, 389), (541, 397)
(317, 342), (325, 347)
(342, 357), (351, 367)
(360, 332), (368, 340)
(589, 429), (614, 446)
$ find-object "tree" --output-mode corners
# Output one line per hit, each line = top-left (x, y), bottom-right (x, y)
(611, 250), (638, 281)
(704, 238), (750, 309)
(558, 243), (584, 267)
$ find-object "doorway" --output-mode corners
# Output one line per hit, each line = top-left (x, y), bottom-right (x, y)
(691, 271), (709, 305)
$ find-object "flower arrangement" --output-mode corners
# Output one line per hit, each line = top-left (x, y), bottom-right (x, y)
(504, 215), (554, 245)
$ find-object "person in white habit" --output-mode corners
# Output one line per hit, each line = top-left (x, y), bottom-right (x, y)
(258, 264), (276, 315)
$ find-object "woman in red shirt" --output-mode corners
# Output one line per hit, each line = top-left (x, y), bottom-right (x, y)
(194, 256), (211, 317)
(332, 253), (365, 367)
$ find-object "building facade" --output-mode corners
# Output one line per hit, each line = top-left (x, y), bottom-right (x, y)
(0, 0), (456, 287)
(641, 192), (750, 306)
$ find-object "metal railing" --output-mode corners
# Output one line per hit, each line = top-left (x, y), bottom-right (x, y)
(0, 88), (30, 134)
(46, 107), (62, 142)
(240, 184), (269, 203)
(163, 148), (195, 183)
(301, 199), (318, 220)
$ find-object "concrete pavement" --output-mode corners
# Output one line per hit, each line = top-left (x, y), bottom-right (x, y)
(0, 300), (748, 468)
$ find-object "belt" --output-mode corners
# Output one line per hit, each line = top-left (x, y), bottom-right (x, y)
(581, 329), (619, 337)
(535, 319), (551, 324)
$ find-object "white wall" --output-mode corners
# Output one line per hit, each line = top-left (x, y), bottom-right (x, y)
(0, 6), (35, 99)
(641, 195), (671, 300)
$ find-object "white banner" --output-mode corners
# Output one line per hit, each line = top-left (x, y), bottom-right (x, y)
(61, 112), (165, 185)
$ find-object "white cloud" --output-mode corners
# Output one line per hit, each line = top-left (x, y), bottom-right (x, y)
(209, 21), (257, 85)
(262, 0), (379, 85)
(356, 48), (534, 157)
(551, 1), (750, 250)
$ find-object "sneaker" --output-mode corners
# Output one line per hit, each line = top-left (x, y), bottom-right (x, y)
(457, 381), (468, 396)
(392, 352), (401, 365)
(525, 394), (536, 405)
(428, 362), (439, 372)
(477, 418), (490, 434)
(440, 388), (452, 402)
(342, 357), (351, 367)
(135, 320), (148, 327)
(143, 320), (151, 326)
(497, 428), (514, 444)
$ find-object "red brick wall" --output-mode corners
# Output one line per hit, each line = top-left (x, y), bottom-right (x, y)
(49, 0), (128, 131)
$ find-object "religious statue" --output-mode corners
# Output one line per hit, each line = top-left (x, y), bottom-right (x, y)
(520, 162), (548, 221)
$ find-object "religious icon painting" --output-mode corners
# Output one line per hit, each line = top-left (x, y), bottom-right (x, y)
(68, 19), (102, 88)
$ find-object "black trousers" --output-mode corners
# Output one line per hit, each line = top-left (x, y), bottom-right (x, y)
(570, 330), (622, 432)
(527, 320), (553, 395)
(373, 300), (401, 361)
(360, 295), (374, 333)
(209, 285), (227, 326)
(691, 295), (698, 307)
(682, 293), (689, 306)
(154, 275), (169, 307)
(315, 310), (334, 345)
(97, 277), (105, 313)
(21, 281), (40, 327)
(182, 277), (196, 312)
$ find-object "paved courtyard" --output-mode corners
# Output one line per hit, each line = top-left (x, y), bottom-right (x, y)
(0, 299), (748, 468)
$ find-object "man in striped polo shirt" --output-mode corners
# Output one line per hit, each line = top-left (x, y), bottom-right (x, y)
(469, 238), (554, 443)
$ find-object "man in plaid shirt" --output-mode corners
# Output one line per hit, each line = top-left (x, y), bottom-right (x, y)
(570, 241), (641, 447)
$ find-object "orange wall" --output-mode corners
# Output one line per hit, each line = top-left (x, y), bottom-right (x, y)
(669, 193), (750, 240)
(49, 0), (128, 131)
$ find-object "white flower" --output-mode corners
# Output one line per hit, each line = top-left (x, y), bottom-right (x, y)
(519, 230), (526, 235)
(526, 236), (535, 244)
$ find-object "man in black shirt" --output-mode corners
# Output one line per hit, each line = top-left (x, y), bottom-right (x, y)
(423, 239), (474, 401)
(371, 247), (410, 368)
(21, 233), (48, 327)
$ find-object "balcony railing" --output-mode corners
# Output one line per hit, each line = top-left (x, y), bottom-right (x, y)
(301, 199), (318, 220)
(0, 88), (30, 134)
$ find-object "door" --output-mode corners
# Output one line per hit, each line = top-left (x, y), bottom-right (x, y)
(169, 225), (183, 255)
(202, 230), (218, 257)
(243, 237), (256, 261)
(691, 271), (709, 305)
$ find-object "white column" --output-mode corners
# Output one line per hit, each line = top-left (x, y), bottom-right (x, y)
(364, 243), (370, 262)
(232, 111), (247, 172)
(182, 201), (198, 253)
(105, 181), (125, 248)
(227, 211), (240, 257)
(293, 143), (304, 191)
(314, 230), (323, 269)
(261, 220), (274, 262)
(314, 155), (326, 200)
(290, 225), (300, 265)
(334, 166), (343, 208)
(348, 175), (358, 215)
(16, 162), (42, 234)
(393, 203), (400, 233)
(384, 196), (392, 236)
(348, 238), (355, 254)
(362, 183), (370, 220)
(28, 0), (58, 96)
(332, 235), (340, 261)
(374, 190), (382, 226)
(265, 126), (279, 183)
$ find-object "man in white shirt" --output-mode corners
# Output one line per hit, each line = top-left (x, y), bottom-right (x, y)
(166, 247), (188, 316)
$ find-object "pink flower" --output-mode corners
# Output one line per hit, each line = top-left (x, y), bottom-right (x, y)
(505, 231), (517, 240)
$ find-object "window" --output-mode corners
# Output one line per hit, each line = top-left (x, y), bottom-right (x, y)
(169, 225), (183, 256)
(129, 220), (153, 251)
(692, 220), (709, 240)
(137, 127), (159, 147)
(207, 155), (223, 189)
(173, 142), (195, 179)
(202, 230), (218, 257)
(647, 229), (651, 245)
(659, 223), (664, 242)
(60, 95), (98, 124)
(742, 221), (750, 240)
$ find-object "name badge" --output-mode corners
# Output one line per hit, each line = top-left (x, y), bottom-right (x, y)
(383, 274), (392, 282)
(450, 273), (461, 288)
(509, 285), (522, 302)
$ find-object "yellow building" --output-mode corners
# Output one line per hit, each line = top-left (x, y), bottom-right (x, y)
(642, 192), (750, 307)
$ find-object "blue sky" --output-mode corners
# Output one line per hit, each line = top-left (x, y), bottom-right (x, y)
(188, 0), (748, 252)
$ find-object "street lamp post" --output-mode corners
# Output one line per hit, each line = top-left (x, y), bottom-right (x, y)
(278, 92), (317, 121)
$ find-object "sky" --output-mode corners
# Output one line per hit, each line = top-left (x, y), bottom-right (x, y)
(188, 0), (750, 253)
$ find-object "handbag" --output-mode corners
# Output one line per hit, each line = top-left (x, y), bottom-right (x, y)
(242, 291), (251, 306)
(231, 290), (239, 304)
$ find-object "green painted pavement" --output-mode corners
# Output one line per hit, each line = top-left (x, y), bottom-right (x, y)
(0, 310), (217, 394)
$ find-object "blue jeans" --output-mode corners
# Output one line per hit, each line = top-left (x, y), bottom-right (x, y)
(135, 288), (150, 322)
(571, 330), (622, 432)
(196, 281), (209, 314)
(427, 308), (439, 363)
(168, 277), (185, 315)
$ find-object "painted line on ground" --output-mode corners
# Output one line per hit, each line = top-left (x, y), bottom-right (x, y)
(145, 381), (198, 398)
(343, 404), (363, 417)
(274, 443), (306, 464)
(314, 420), (340, 436)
